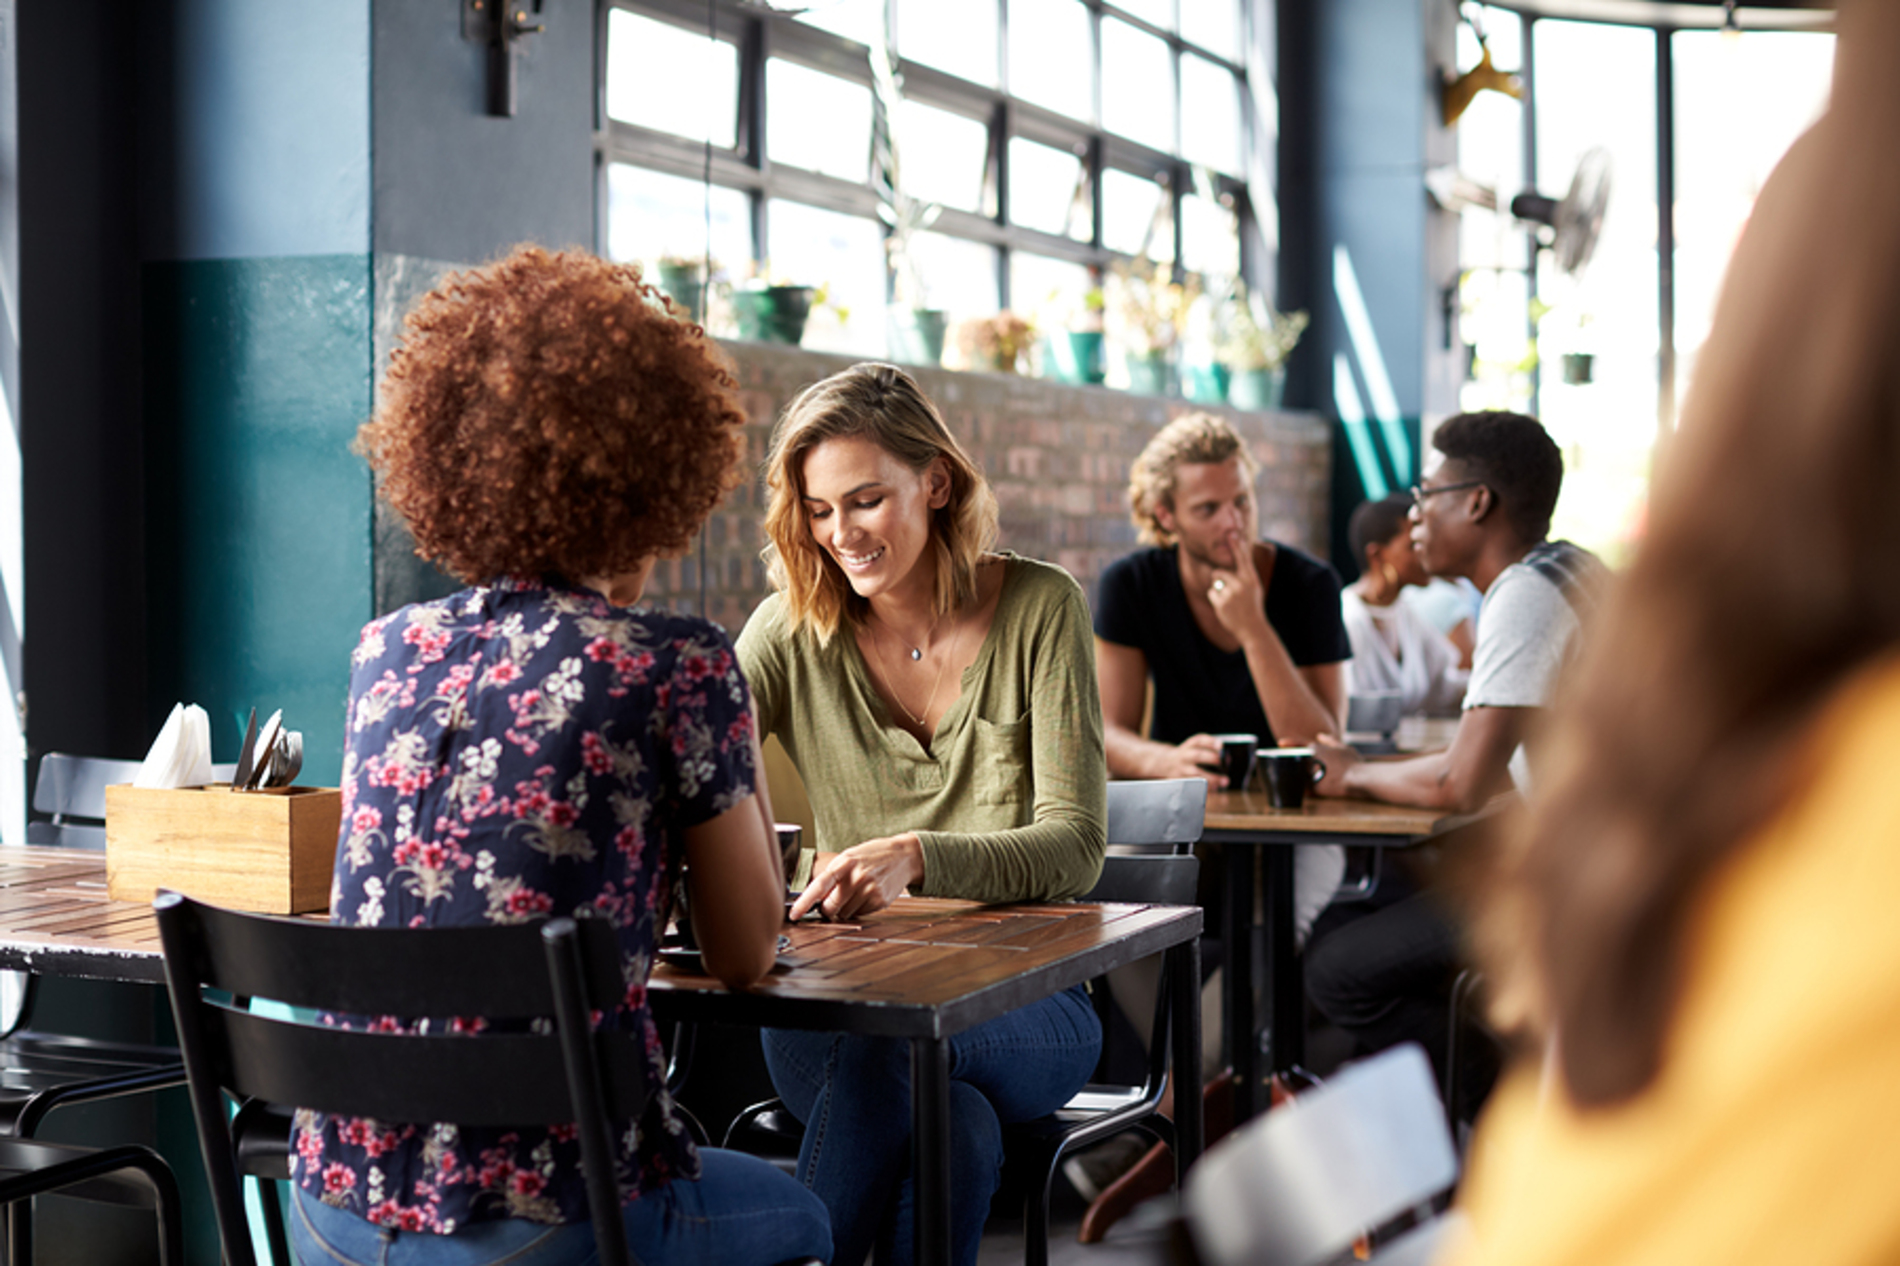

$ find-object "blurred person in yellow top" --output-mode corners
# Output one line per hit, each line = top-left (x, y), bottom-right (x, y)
(1445, 3), (1900, 1263)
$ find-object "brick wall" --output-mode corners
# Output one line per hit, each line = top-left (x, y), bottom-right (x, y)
(643, 341), (1333, 637)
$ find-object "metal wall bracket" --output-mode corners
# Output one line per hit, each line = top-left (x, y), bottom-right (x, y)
(465, 0), (546, 118)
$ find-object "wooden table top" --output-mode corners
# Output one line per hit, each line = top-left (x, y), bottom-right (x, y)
(1204, 789), (1445, 837)
(648, 896), (1201, 1040)
(0, 844), (171, 983)
(0, 846), (1203, 1039)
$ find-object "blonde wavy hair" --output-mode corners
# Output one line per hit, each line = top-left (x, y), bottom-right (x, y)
(761, 363), (999, 644)
(1127, 412), (1260, 546)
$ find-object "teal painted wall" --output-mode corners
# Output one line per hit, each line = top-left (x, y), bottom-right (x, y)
(143, 255), (374, 784)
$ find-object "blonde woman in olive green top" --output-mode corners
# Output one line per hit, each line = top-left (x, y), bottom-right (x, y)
(737, 553), (1105, 903)
(737, 362), (1106, 1266)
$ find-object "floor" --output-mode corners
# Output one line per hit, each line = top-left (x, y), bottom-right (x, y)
(976, 1191), (1179, 1266)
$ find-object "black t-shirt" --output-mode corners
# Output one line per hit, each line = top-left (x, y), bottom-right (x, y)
(1093, 543), (1350, 747)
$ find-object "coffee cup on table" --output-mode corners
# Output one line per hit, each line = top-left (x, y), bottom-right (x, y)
(1209, 734), (1258, 791)
(1260, 746), (1326, 809)
(775, 823), (804, 882)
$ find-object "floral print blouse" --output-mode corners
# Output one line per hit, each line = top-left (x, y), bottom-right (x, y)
(290, 579), (757, 1233)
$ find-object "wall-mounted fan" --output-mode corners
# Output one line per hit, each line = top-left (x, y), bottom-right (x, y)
(1426, 146), (1614, 278)
(1510, 149), (1613, 275)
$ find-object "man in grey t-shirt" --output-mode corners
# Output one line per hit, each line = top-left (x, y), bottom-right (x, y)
(1315, 412), (1601, 809)
(1304, 411), (1602, 1112)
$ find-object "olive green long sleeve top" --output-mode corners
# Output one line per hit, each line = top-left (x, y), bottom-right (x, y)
(735, 553), (1107, 903)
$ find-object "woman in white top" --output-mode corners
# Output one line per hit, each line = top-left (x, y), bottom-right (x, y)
(1341, 494), (1467, 718)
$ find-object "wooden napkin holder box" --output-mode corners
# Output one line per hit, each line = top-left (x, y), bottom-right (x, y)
(104, 784), (340, 914)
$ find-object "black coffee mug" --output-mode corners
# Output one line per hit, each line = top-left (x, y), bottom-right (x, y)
(1260, 747), (1326, 809)
(775, 823), (803, 881)
(1210, 733), (1258, 791)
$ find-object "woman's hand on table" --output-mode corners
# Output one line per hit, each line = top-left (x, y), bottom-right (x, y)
(790, 833), (925, 922)
(1311, 734), (1360, 798)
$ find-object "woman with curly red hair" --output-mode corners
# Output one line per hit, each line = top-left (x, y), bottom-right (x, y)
(289, 246), (830, 1266)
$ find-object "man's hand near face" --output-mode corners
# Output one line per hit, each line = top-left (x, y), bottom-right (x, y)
(1205, 531), (1275, 643)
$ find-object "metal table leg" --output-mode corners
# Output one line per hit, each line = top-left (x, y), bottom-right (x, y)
(912, 1035), (953, 1266)
(1168, 936), (1204, 1183)
(1264, 843), (1304, 1072)
(1226, 842), (1261, 1122)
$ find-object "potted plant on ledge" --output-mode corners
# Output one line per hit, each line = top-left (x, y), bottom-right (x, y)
(655, 254), (713, 321)
(948, 311), (1037, 374)
(1216, 282), (1308, 410)
(1106, 257), (1198, 395)
(1181, 288), (1230, 403)
(1046, 286), (1107, 385)
(730, 268), (826, 346)
(872, 34), (947, 366)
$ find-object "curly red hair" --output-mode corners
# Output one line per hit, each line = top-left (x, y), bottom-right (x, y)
(358, 245), (746, 584)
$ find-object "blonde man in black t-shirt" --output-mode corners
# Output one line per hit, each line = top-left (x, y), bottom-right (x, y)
(1094, 414), (1350, 788)
(1075, 414), (1352, 1240)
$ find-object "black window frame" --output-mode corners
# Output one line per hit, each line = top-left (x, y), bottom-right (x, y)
(594, 0), (1266, 310)
(1462, 0), (1835, 433)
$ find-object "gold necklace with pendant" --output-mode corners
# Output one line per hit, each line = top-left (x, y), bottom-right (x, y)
(867, 612), (957, 727)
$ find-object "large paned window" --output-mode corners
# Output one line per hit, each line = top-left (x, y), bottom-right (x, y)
(1671, 29), (1833, 400)
(1531, 18), (1657, 557)
(597, 0), (1262, 361)
(1452, 4), (1832, 562)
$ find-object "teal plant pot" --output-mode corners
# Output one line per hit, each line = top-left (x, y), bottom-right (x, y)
(731, 286), (815, 345)
(886, 308), (948, 366)
(1183, 363), (1230, 404)
(1050, 331), (1106, 385)
(656, 263), (706, 321)
(1561, 352), (1595, 385)
(1124, 351), (1171, 396)
(1227, 366), (1287, 411)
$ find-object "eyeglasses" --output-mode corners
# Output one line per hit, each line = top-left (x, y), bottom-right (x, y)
(1409, 479), (1487, 507)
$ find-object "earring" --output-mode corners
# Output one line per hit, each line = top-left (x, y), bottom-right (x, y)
(1381, 562), (1399, 588)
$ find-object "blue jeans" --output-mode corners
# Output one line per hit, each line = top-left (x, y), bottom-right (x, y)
(762, 984), (1101, 1266)
(290, 1150), (831, 1266)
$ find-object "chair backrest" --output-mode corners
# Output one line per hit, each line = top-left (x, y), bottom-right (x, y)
(1080, 853), (1201, 907)
(1104, 778), (1207, 853)
(1081, 789), (1203, 1101)
(28, 755), (144, 848)
(32, 754), (144, 820)
(1185, 1044), (1458, 1266)
(29, 754), (238, 848)
(155, 893), (648, 1266)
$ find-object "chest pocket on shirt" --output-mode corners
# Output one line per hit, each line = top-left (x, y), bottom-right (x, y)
(972, 714), (1031, 805)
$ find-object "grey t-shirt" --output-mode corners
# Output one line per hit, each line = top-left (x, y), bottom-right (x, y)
(1465, 545), (1596, 792)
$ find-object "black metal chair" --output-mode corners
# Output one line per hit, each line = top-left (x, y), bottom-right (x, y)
(7, 752), (229, 1058)
(1443, 967), (1504, 1131)
(0, 754), (214, 1262)
(154, 892), (653, 1266)
(0, 1135), (184, 1264)
(725, 777), (1208, 1266)
(1183, 1043), (1458, 1266)
(1004, 847), (1201, 1265)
